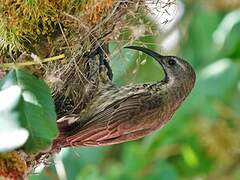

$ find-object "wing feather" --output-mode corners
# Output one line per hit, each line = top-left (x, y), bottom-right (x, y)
(66, 92), (158, 146)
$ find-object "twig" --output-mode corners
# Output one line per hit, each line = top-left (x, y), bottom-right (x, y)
(0, 54), (65, 69)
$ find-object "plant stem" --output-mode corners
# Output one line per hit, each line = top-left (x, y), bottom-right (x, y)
(0, 54), (65, 69)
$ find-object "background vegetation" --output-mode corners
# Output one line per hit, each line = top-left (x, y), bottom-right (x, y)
(30, 0), (240, 179)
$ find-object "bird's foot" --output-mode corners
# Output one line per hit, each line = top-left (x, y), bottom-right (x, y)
(84, 45), (113, 81)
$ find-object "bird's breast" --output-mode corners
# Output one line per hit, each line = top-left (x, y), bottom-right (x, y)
(145, 85), (188, 130)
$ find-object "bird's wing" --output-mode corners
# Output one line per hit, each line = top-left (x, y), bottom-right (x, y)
(65, 91), (159, 146)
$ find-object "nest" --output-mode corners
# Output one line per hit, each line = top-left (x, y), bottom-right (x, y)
(0, 0), (146, 120)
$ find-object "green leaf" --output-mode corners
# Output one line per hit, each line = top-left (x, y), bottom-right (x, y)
(0, 85), (29, 152)
(198, 58), (238, 97)
(0, 69), (58, 154)
(213, 10), (240, 50)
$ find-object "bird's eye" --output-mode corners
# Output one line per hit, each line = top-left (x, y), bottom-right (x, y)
(168, 59), (176, 66)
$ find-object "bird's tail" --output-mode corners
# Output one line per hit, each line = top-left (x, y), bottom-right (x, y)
(52, 116), (78, 150)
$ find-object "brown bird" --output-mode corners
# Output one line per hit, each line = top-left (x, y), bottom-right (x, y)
(54, 46), (196, 148)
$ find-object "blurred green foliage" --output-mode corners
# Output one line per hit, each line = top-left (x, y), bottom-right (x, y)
(30, 1), (240, 179)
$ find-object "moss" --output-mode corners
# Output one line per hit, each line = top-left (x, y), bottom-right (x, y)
(0, 0), (115, 56)
(0, 151), (28, 179)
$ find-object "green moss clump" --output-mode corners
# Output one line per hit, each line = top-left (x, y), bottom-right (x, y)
(0, 0), (114, 56)
(0, 0), (59, 53)
(0, 151), (27, 179)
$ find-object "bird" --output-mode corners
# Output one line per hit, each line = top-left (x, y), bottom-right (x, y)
(53, 46), (196, 148)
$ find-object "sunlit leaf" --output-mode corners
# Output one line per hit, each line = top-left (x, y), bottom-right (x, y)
(0, 69), (58, 154)
(213, 10), (240, 50)
(181, 144), (198, 168)
(0, 86), (29, 152)
(198, 58), (238, 97)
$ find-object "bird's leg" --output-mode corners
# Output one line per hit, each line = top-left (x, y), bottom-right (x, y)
(97, 46), (113, 82)
(83, 45), (113, 82)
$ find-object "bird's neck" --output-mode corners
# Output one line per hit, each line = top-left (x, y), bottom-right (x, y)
(165, 77), (194, 104)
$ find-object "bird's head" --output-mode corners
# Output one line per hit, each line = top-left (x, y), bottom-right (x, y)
(125, 46), (196, 86)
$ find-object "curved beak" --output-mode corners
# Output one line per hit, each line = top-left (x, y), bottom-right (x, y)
(124, 46), (164, 64)
(125, 46), (168, 81)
